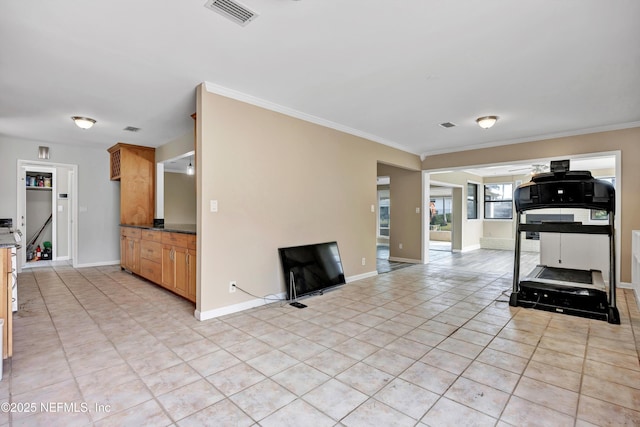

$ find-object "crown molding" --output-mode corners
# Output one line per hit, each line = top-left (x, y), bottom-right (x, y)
(203, 81), (419, 155)
(420, 121), (640, 158)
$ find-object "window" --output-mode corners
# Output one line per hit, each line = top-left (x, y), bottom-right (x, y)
(430, 197), (452, 230)
(378, 189), (390, 237)
(484, 183), (513, 219)
(467, 183), (478, 219)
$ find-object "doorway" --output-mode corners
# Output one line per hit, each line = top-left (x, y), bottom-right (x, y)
(17, 160), (77, 270)
(429, 186), (453, 251)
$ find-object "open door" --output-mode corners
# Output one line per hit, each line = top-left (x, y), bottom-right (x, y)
(17, 160), (77, 270)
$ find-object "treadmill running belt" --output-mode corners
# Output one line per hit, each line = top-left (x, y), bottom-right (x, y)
(536, 267), (592, 284)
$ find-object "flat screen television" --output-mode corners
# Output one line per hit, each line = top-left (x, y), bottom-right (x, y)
(278, 241), (346, 300)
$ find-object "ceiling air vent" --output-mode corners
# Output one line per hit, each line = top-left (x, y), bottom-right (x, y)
(439, 122), (456, 128)
(204, 0), (259, 26)
(123, 126), (141, 132)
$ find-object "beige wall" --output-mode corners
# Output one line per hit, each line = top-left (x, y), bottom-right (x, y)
(377, 164), (422, 261)
(196, 85), (421, 316)
(156, 131), (194, 163)
(164, 172), (196, 224)
(423, 127), (640, 283)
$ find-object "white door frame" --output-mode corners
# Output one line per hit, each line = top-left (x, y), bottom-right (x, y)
(17, 160), (78, 269)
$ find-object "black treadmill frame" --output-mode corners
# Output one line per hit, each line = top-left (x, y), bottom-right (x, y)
(510, 169), (620, 324)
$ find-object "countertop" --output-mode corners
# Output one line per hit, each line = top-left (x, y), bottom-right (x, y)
(120, 224), (196, 235)
(0, 230), (20, 248)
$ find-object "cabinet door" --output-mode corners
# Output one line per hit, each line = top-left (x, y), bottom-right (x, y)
(124, 237), (140, 273)
(120, 235), (127, 269)
(162, 246), (175, 289)
(174, 246), (189, 297)
(187, 249), (196, 302)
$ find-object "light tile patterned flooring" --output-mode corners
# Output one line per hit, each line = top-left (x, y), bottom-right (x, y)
(1, 250), (639, 426)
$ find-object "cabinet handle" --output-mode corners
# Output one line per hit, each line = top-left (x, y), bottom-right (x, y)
(186, 253), (190, 266)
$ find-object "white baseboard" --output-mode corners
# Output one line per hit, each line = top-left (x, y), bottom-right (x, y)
(618, 281), (633, 289)
(461, 244), (481, 253)
(346, 270), (378, 283)
(74, 260), (121, 268)
(618, 281), (640, 310)
(388, 257), (421, 264)
(196, 291), (287, 321)
(196, 270), (381, 321)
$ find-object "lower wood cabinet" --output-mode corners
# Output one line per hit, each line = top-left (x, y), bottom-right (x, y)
(139, 230), (162, 284)
(120, 227), (141, 274)
(0, 248), (13, 359)
(162, 233), (196, 302)
(121, 227), (195, 303)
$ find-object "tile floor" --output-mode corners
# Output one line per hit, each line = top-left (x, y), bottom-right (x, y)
(2, 250), (639, 426)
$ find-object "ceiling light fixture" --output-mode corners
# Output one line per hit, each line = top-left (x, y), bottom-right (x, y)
(476, 116), (498, 129)
(71, 116), (96, 129)
(187, 158), (195, 175)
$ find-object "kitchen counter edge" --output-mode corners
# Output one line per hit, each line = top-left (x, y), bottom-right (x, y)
(120, 224), (196, 235)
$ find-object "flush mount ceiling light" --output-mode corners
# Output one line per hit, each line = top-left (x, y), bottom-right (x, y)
(476, 116), (498, 129)
(71, 116), (96, 129)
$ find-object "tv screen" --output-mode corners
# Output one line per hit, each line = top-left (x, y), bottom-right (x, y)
(278, 241), (346, 300)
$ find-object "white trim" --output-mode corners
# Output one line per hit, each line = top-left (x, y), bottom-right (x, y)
(74, 260), (120, 268)
(461, 244), (481, 253)
(194, 270), (379, 321)
(195, 292), (287, 321)
(618, 281), (633, 289)
(389, 257), (422, 264)
(346, 271), (378, 282)
(618, 281), (640, 312)
(203, 81), (417, 155)
(420, 121), (640, 157)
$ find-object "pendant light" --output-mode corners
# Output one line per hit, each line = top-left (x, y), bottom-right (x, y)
(187, 157), (195, 175)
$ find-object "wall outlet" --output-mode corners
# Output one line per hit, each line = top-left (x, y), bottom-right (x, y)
(399, 243), (403, 249)
(229, 281), (236, 293)
(361, 257), (366, 266)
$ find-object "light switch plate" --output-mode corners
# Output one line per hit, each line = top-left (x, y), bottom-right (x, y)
(210, 200), (218, 212)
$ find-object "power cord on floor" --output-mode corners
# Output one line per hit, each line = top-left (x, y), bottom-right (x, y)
(234, 284), (287, 306)
(493, 288), (512, 304)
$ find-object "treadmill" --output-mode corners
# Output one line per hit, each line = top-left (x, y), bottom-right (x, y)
(509, 160), (620, 324)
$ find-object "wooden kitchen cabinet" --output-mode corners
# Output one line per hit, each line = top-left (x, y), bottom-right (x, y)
(108, 143), (155, 225)
(187, 248), (197, 301)
(0, 248), (13, 359)
(162, 232), (196, 302)
(120, 227), (141, 274)
(121, 226), (195, 303)
(139, 230), (162, 283)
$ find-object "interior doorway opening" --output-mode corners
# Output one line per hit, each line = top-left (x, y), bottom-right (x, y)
(429, 187), (453, 252)
(17, 160), (77, 271)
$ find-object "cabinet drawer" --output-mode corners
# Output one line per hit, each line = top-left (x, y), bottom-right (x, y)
(140, 259), (162, 283)
(121, 227), (141, 239)
(162, 232), (190, 247)
(140, 240), (162, 263)
(141, 229), (162, 242)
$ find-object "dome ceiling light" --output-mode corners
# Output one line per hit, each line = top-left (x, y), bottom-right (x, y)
(476, 116), (498, 129)
(71, 116), (96, 129)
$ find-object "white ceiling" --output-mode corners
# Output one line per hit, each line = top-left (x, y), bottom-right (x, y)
(1, 1), (639, 157)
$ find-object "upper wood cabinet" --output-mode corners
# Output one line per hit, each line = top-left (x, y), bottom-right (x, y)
(108, 143), (155, 225)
